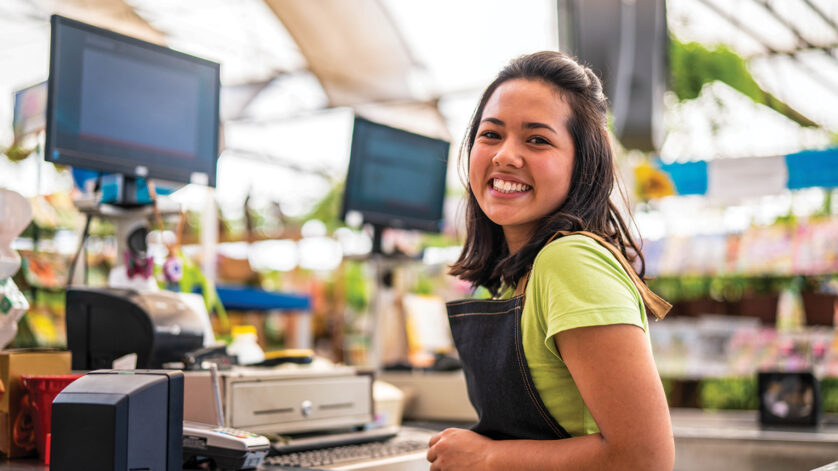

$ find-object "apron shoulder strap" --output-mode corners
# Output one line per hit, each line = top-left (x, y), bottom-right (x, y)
(513, 230), (564, 297)
(513, 271), (530, 298)
(513, 230), (671, 320)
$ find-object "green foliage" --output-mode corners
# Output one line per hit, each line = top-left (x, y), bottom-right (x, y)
(420, 232), (459, 248)
(671, 38), (762, 102)
(177, 253), (229, 329)
(816, 190), (833, 218)
(302, 182), (345, 232)
(648, 276), (712, 303)
(20, 222), (49, 240)
(669, 377), (838, 413)
(708, 275), (747, 302)
(699, 377), (759, 410)
(649, 274), (813, 303)
(10, 314), (39, 348)
(412, 271), (437, 296)
(670, 37), (817, 127)
(343, 261), (368, 311)
(821, 378), (838, 413)
(89, 219), (116, 238)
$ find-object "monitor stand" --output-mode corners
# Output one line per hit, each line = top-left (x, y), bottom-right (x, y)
(72, 177), (181, 289)
(369, 224), (414, 260)
(365, 225), (415, 371)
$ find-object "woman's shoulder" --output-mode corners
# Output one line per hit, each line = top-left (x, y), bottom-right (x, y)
(534, 233), (616, 269)
(528, 232), (646, 328)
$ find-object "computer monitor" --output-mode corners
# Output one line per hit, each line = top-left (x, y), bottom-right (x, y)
(341, 117), (449, 241)
(45, 15), (220, 193)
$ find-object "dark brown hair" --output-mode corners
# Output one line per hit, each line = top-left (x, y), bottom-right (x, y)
(448, 51), (644, 296)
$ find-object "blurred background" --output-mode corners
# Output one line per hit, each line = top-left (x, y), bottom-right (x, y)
(1, 0), (838, 456)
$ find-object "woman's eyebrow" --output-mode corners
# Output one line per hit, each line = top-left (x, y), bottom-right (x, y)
(480, 118), (557, 134)
(523, 122), (557, 134)
(480, 117), (504, 126)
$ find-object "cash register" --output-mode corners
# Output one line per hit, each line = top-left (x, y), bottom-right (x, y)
(65, 287), (206, 370)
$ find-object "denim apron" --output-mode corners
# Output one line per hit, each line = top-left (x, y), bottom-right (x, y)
(446, 230), (670, 441)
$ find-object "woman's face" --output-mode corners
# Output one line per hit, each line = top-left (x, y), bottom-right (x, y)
(469, 78), (575, 251)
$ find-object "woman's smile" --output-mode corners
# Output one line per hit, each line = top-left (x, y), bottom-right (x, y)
(469, 78), (575, 251)
(488, 175), (532, 196)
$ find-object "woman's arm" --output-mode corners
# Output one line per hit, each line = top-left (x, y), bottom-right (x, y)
(427, 323), (673, 470)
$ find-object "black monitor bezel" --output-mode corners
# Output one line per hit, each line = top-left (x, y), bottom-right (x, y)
(341, 116), (450, 234)
(45, 14), (221, 187)
(757, 370), (821, 427)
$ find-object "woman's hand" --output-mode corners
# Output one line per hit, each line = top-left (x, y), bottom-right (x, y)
(426, 428), (493, 470)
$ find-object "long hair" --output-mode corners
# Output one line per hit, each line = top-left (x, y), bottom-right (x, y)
(448, 51), (645, 296)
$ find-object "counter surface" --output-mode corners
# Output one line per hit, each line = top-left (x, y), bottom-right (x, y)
(670, 408), (838, 471)
(671, 407), (838, 442)
(1, 409), (837, 470)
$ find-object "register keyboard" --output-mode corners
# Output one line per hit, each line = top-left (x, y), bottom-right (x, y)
(262, 426), (433, 470)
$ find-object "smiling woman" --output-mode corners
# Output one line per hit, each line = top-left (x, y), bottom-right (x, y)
(431, 51), (674, 471)
(468, 79), (575, 254)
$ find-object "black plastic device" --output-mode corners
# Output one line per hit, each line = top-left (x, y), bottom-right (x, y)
(50, 370), (184, 471)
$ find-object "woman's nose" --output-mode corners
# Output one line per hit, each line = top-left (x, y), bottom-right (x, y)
(491, 142), (524, 168)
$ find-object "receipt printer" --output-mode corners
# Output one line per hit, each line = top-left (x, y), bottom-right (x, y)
(66, 287), (205, 369)
(50, 370), (183, 471)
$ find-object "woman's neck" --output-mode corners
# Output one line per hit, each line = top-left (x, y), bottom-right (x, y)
(503, 225), (535, 254)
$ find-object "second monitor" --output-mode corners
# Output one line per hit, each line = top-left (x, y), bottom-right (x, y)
(341, 117), (450, 239)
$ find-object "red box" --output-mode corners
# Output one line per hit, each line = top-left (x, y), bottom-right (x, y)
(0, 349), (71, 458)
(20, 375), (82, 461)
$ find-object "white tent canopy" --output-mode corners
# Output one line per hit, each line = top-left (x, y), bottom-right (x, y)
(0, 0), (836, 216)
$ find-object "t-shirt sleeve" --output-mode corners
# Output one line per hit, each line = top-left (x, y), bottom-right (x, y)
(529, 235), (646, 358)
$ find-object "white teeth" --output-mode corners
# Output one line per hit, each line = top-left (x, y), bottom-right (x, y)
(492, 179), (531, 194)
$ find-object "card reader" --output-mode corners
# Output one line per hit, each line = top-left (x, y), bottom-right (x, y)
(183, 421), (270, 470)
(182, 362), (270, 470)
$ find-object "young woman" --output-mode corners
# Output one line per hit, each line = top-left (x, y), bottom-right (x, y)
(426, 51), (674, 470)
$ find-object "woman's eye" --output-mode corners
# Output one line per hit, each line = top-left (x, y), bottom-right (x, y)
(479, 130), (500, 139)
(528, 136), (550, 145)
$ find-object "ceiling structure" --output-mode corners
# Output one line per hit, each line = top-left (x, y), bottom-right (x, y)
(0, 0), (836, 214)
(668, 0), (838, 130)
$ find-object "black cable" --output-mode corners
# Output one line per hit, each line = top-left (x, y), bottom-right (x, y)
(66, 174), (102, 288)
(83, 233), (89, 285)
(67, 214), (91, 289)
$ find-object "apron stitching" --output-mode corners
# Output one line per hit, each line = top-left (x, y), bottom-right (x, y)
(448, 307), (520, 318)
(446, 296), (522, 307)
(513, 302), (567, 439)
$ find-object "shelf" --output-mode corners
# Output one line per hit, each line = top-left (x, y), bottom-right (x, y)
(200, 285), (311, 312)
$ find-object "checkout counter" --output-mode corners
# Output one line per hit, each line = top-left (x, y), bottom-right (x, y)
(385, 370), (838, 471)
(402, 407), (838, 471)
(2, 379), (838, 469)
(0, 288), (836, 470)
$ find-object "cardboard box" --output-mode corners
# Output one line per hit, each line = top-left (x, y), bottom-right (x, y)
(0, 349), (71, 458)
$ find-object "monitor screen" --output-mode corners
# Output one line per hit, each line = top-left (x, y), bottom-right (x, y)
(758, 371), (820, 427)
(342, 117), (450, 233)
(45, 15), (220, 187)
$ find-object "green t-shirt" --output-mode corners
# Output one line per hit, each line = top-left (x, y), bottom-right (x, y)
(516, 234), (649, 437)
